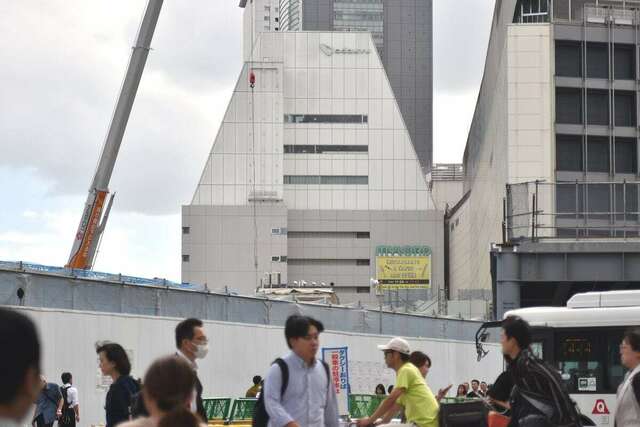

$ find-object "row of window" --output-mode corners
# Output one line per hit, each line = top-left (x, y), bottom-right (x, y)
(284, 144), (368, 154)
(556, 41), (635, 80)
(284, 175), (368, 185)
(556, 134), (638, 173)
(556, 88), (636, 126)
(555, 183), (639, 218)
(288, 231), (370, 239)
(284, 114), (368, 124)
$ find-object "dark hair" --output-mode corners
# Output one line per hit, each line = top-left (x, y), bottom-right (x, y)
(624, 328), (640, 352)
(158, 408), (201, 427)
(284, 315), (324, 348)
(253, 375), (262, 385)
(375, 384), (386, 395)
(387, 385), (394, 394)
(409, 351), (431, 368)
(457, 384), (467, 396)
(471, 379), (480, 385)
(61, 372), (72, 384)
(0, 308), (40, 404)
(399, 352), (410, 362)
(502, 315), (532, 349)
(96, 343), (131, 376)
(175, 318), (203, 349)
(481, 381), (487, 386)
(144, 356), (196, 412)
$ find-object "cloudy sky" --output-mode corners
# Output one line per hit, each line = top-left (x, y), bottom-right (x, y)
(0, 0), (494, 282)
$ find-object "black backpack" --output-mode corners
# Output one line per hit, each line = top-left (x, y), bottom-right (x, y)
(59, 386), (75, 426)
(252, 358), (330, 427)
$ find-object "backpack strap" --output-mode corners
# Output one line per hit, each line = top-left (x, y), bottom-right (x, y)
(273, 358), (289, 397)
(320, 360), (331, 391)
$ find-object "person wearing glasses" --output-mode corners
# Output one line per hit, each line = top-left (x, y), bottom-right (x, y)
(357, 338), (439, 427)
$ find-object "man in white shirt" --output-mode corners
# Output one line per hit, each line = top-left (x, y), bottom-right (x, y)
(60, 372), (80, 426)
(0, 308), (43, 427)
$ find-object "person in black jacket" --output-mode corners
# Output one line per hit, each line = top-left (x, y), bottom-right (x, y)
(175, 318), (209, 421)
(97, 342), (140, 427)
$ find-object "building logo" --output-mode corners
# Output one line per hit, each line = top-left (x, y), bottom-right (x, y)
(320, 43), (370, 56)
(375, 245), (432, 290)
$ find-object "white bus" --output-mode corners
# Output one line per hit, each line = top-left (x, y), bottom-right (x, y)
(478, 290), (640, 426)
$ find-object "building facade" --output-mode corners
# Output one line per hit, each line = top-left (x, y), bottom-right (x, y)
(243, 0), (433, 173)
(182, 31), (442, 304)
(451, 0), (640, 314)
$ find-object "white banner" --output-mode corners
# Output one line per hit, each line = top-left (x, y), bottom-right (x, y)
(322, 347), (350, 416)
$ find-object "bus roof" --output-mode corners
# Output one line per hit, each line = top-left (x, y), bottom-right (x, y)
(505, 291), (640, 328)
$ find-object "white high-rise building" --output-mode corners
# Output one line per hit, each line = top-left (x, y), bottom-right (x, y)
(182, 27), (441, 304)
(240, 0), (281, 62)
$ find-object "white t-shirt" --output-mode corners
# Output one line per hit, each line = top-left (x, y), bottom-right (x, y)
(63, 384), (79, 407)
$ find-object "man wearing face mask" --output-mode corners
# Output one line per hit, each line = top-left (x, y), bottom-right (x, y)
(175, 318), (209, 421)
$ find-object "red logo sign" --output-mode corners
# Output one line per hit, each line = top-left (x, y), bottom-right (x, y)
(592, 399), (610, 415)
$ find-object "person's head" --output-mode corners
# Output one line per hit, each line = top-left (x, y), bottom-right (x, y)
(501, 315), (531, 360)
(471, 379), (479, 391)
(284, 315), (324, 363)
(158, 408), (201, 427)
(252, 375), (262, 386)
(620, 328), (640, 370)
(378, 337), (411, 371)
(0, 308), (41, 422)
(175, 318), (208, 362)
(480, 381), (488, 392)
(387, 385), (394, 394)
(409, 351), (431, 377)
(61, 372), (72, 385)
(143, 356), (197, 417)
(96, 343), (131, 378)
(374, 384), (386, 395)
(456, 384), (467, 397)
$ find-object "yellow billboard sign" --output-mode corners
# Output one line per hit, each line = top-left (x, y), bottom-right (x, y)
(375, 246), (431, 289)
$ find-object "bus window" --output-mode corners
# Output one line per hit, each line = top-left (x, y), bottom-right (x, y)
(556, 333), (603, 393)
(606, 332), (625, 392)
(531, 341), (544, 359)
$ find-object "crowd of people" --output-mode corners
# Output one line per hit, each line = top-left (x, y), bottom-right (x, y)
(2, 305), (640, 427)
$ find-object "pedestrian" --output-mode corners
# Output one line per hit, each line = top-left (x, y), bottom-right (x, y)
(0, 308), (42, 427)
(387, 385), (394, 394)
(375, 384), (386, 396)
(408, 351), (451, 401)
(479, 381), (488, 397)
(59, 372), (80, 427)
(466, 379), (481, 398)
(487, 371), (513, 413)
(259, 314), (339, 427)
(33, 376), (63, 427)
(501, 315), (581, 426)
(455, 384), (467, 398)
(97, 342), (141, 427)
(119, 356), (207, 427)
(175, 318), (208, 421)
(246, 375), (262, 398)
(615, 328), (640, 426)
(357, 338), (439, 427)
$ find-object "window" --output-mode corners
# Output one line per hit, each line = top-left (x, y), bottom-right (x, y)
(283, 175), (368, 185)
(284, 114), (368, 124)
(271, 228), (281, 235)
(280, 256), (287, 262)
(272, 256), (279, 262)
(606, 331), (626, 392)
(587, 137), (610, 173)
(356, 259), (371, 266)
(556, 183), (585, 218)
(587, 42), (608, 79)
(356, 287), (370, 294)
(615, 183), (639, 221)
(615, 91), (636, 127)
(615, 138), (637, 174)
(182, 255), (190, 262)
(556, 134), (583, 171)
(614, 44), (635, 80)
(587, 90), (609, 126)
(356, 232), (370, 239)
(556, 41), (581, 77)
(556, 332), (604, 393)
(556, 88), (582, 124)
(283, 145), (368, 154)
(586, 184), (610, 220)
(182, 226), (190, 234)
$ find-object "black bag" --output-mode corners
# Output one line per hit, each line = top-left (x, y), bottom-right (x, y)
(59, 386), (75, 426)
(252, 358), (330, 427)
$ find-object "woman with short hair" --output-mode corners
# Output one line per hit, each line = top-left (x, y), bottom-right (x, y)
(97, 343), (140, 427)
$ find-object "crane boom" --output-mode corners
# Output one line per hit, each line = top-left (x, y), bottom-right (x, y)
(67, 0), (164, 269)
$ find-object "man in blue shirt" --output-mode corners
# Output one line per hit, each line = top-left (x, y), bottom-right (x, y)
(33, 376), (63, 427)
(264, 315), (339, 427)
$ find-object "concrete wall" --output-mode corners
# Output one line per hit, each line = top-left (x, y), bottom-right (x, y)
(13, 306), (503, 427)
(430, 180), (463, 211)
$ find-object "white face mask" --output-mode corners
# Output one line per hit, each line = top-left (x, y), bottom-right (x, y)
(194, 343), (209, 359)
